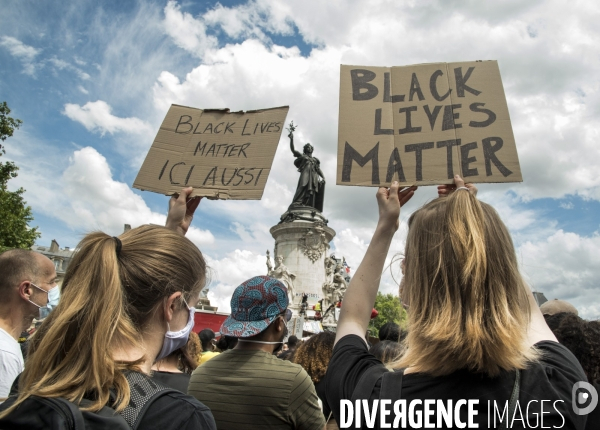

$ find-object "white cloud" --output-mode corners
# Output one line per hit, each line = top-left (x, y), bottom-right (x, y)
(205, 249), (269, 312)
(48, 57), (91, 80)
(63, 101), (153, 136)
(0, 36), (41, 75)
(519, 230), (600, 319)
(163, 1), (218, 57)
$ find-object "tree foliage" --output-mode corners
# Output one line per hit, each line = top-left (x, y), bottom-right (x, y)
(369, 292), (407, 337)
(0, 102), (40, 252)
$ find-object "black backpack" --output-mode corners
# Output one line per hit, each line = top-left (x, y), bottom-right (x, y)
(0, 372), (178, 430)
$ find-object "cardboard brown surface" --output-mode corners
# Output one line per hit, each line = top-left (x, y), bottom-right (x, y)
(337, 61), (522, 186)
(133, 104), (289, 199)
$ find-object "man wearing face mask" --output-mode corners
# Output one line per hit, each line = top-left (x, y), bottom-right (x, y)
(188, 276), (326, 430)
(0, 249), (58, 401)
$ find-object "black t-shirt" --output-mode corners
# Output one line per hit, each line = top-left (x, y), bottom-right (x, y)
(137, 390), (216, 430)
(324, 335), (589, 430)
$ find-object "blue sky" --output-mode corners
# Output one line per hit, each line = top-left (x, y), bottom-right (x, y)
(2, 0), (600, 317)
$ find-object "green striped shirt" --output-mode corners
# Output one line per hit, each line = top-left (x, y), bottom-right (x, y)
(188, 349), (325, 430)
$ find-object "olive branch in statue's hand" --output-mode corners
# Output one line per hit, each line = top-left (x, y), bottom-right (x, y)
(286, 121), (296, 137)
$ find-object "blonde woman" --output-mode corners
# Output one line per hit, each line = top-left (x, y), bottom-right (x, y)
(0, 188), (216, 430)
(325, 177), (587, 429)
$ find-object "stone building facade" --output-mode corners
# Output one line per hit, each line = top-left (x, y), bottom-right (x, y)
(31, 239), (74, 287)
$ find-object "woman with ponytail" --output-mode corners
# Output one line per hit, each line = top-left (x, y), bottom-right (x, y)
(0, 188), (217, 430)
(325, 176), (588, 429)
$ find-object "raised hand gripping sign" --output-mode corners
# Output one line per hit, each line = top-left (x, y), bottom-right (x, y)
(337, 61), (522, 186)
(134, 104), (289, 199)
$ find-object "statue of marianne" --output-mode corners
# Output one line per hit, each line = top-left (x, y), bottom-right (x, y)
(287, 122), (326, 212)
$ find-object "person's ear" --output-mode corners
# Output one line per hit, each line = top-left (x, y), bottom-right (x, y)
(163, 291), (182, 323)
(18, 281), (34, 300)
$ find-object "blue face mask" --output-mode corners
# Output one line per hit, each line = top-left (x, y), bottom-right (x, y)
(28, 283), (60, 319)
(156, 297), (196, 361)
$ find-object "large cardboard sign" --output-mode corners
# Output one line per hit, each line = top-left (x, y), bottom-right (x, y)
(337, 61), (522, 186)
(134, 104), (289, 199)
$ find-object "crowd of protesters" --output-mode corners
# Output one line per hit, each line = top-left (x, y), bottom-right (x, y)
(1, 177), (599, 430)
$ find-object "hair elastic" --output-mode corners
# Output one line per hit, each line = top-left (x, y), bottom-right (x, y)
(455, 187), (470, 192)
(113, 236), (122, 256)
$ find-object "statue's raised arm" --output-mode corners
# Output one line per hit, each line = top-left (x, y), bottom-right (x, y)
(288, 121), (302, 158)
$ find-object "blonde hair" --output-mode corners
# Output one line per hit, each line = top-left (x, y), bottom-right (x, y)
(392, 191), (537, 376)
(0, 225), (206, 416)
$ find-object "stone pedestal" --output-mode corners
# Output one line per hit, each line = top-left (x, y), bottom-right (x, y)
(270, 208), (336, 314)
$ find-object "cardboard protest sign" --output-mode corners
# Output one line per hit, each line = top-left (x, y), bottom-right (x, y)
(134, 104), (289, 199)
(337, 61), (522, 186)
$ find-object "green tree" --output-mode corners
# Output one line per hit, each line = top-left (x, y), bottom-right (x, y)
(369, 292), (407, 337)
(0, 102), (40, 252)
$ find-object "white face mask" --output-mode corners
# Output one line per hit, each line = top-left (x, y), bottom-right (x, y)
(237, 315), (289, 353)
(156, 297), (196, 361)
(28, 283), (60, 319)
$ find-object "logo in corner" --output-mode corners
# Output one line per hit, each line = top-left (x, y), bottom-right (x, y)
(572, 381), (598, 415)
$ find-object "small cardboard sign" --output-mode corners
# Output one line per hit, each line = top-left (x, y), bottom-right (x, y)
(337, 61), (522, 186)
(133, 104), (289, 199)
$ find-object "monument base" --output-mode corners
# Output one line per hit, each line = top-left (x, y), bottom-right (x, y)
(269, 213), (335, 315)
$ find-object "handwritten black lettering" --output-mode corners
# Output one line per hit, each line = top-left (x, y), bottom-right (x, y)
(460, 142), (479, 177)
(185, 165), (195, 185)
(342, 141), (380, 184)
(224, 122), (235, 134)
(386, 148), (406, 182)
(221, 168), (236, 186)
(254, 168), (263, 186)
(454, 67), (481, 97)
(405, 142), (434, 181)
(239, 143), (251, 158)
(442, 104), (462, 131)
(158, 160), (169, 180)
(241, 119), (251, 136)
(351, 69), (378, 101)
(409, 73), (425, 101)
(469, 103), (496, 128)
(194, 141), (207, 156)
(430, 70), (451, 101)
(374, 108), (394, 135)
(423, 105), (442, 130)
(233, 168), (245, 186)
(482, 137), (512, 177)
(243, 168), (255, 184)
(175, 115), (193, 134)
(203, 123), (213, 134)
(383, 72), (404, 102)
(206, 144), (216, 157)
(203, 167), (217, 186)
(213, 122), (224, 133)
(437, 139), (460, 179)
(169, 162), (185, 185)
(398, 106), (422, 134)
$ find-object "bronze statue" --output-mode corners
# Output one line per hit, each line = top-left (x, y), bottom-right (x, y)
(287, 122), (326, 212)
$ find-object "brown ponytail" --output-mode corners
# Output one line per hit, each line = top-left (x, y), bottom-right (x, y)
(393, 192), (537, 376)
(0, 224), (206, 416)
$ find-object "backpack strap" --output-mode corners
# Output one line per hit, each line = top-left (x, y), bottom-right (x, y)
(499, 369), (521, 430)
(350, 365), (389, 403)
(121, 372), (179, 430)
(26, 396), (87, 430)
(379, 369), (405, 400)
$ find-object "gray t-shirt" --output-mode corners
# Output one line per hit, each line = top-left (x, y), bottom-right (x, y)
(0, 328), (24, 401)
